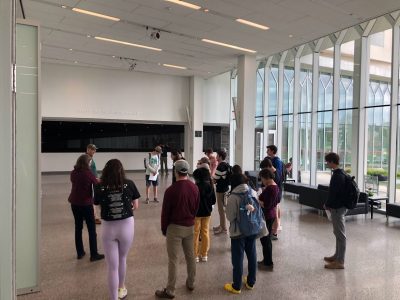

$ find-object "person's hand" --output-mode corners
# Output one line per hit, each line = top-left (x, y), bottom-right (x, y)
(153, 172), (157, 176)
(246, 204), (255, 212)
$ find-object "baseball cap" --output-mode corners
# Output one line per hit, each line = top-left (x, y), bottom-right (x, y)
(155, 146), (162, 153)
(87, 144), (98, 150)
(175, 159), (190, 175)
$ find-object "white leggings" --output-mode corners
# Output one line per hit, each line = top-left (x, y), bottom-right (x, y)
(102, 217), (134, 300)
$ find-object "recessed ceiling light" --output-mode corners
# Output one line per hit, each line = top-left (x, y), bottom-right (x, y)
(86, 34), (92, 38)
(95, 36), (162, 52)
(204, 9), (209, 12)
(74, 61), (78, 64)
(112, 55), (116, 58)
(163, 63), (187, 70)
(165, 0), (201, 10)
(72, 8), (120, 21)
(69, 48), (73, 51)
(202, 38), (256, 54)
(61, 5), (67, 9)
(289, 34), (293, 38)
(236, 19), (269, 30)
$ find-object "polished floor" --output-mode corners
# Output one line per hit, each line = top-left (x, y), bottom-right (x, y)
(19, 171), (400, 300)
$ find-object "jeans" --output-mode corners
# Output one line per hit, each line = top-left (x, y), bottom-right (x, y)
(160, 156), (168, 173)
(230, 235), (257, 290)
(194, 216), (211, 257)
(331, 207), (348, 263)
(260, 218), (275, 266)
(166, 224), (196, 295)
(71, 204), (98, 257)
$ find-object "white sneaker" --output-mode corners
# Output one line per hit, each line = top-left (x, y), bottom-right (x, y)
(195, 257), (200, 263)
(201, 256), (208, 262)
(118, 287), (128, 299)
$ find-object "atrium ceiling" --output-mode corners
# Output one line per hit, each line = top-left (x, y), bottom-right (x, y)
(19, 0), (400, 77)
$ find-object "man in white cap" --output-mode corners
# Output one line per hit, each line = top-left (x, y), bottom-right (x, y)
(155, 160), (200, 299)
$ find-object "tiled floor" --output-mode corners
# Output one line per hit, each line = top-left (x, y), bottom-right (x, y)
(18, 172), (400, 300)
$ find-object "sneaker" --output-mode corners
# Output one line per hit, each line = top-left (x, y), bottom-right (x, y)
(186, 279), (195, 291)
(201, 256), (208, 262)
(90, 253), (105, 262)
(155, 288), (175, 299)
(224, 283), (241, 294)
(324, 261), (344, 269)
(214, 228), (228, 235)
(77, 252), (86, 260)
(118, 287), (128, 299)
(195, 257), (200, 263)
(154, 198), (159, 203)
(243, 277), (254, 290)
(145, 198), (149, 204)
(324, 255), (336, 263)
(278, 225), (283, 231)
(212, 226), (221, 232)
(270, 234), (278, 240)
(95, 218), (102, 225)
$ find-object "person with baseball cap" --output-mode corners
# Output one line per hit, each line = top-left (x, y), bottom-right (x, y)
(155, 160), (200, 299)
(144, 146), (162, 204)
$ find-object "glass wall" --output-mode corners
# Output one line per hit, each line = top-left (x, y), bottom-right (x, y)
(257, 9), (400, 206)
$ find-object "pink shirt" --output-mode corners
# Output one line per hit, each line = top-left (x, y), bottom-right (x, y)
(209, 155), (218, 177)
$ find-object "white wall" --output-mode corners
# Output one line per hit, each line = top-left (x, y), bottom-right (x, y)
(41, 152), (177, 172)
(203, 72), (231, 125)
(42, 63), (190, 122)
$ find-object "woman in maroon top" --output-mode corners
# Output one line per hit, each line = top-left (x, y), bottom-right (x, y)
(68, 154), (104, 262)
(258, 168), (279, 270)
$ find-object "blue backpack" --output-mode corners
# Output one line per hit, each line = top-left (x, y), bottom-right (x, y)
(232, 188), (265, 237)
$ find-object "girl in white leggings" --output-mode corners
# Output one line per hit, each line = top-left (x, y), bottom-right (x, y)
(95, 159), (140, 300)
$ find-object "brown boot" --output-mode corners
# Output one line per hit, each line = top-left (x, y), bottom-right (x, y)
(324, 261), (344, 269)
(323, 255), (336, 262)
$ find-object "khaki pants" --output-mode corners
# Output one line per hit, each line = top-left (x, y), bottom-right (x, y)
(216, 192), (227, 231)
(194, 217), (211, 257)
(166, 224), (196, 295)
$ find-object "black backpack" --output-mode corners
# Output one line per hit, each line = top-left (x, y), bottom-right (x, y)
(341, 170), (360, 209)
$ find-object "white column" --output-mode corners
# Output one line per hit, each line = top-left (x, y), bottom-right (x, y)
(184, 76), (204, 172)
(292, 47), (303, 181)
(310, 49), (320, 186)
(277, 52), (287, 156)
(236, 55), (256, 170)
(388, 20), (400, 202)
(0, 0), (16, 299)
(263, 57), (273, 153)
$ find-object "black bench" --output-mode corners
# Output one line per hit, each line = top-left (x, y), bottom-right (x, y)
(386, 203), (400, 219)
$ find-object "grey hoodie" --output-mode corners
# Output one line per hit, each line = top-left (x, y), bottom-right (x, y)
(226, 183), (267, 238)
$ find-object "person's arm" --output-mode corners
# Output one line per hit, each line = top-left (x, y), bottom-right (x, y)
(93, 185), (103, 205)
(161, 189), (172, 236)
(325, 172), (343, 208)
(225, 194), (238, 222)
(128, 181), (141, 210)
(132, 199), (139, 210)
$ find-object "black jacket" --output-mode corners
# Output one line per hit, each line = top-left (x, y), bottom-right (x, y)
(195, 181), (216, 217)
(325, 168), (346, 209)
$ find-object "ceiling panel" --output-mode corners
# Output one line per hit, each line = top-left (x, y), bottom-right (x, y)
(22, 0), (400, 77)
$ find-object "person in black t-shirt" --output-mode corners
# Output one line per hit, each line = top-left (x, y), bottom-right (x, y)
(212, 149), (231, 235)
(94, 159), (140, 300)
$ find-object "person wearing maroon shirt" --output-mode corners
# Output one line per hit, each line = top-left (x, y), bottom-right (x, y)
(68, 154), (104, 262)
(155, 160), (200, 299)
(257, 168), (279, 271)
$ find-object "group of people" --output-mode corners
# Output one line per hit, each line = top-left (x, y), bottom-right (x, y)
(67, 143), (349, 299)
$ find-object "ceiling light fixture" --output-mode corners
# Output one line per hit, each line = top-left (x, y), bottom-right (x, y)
(204, 9), (209, 12)
(61, 5), (67, 9)
(165, 0), (201, 10)
(163, 63), (187, 70)
(236, 18), (269, 30)
(95, 36), (162, 51)
(202, 38), (256, 54)
(72, 8), (120, 21)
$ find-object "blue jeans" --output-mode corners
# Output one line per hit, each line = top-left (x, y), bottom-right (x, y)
(230, 235), (257, 290)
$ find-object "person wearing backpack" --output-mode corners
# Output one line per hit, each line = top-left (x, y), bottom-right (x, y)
(258, 168), (279, 271)
(224, 173), (262, 294)
(323, 152), (347, 270)
(212, 149), (231, 235)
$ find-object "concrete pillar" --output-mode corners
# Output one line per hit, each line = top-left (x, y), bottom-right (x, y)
(0, 0), (16, 299)
(184, 76), (204, 172)
(236, 55), (256, 170)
